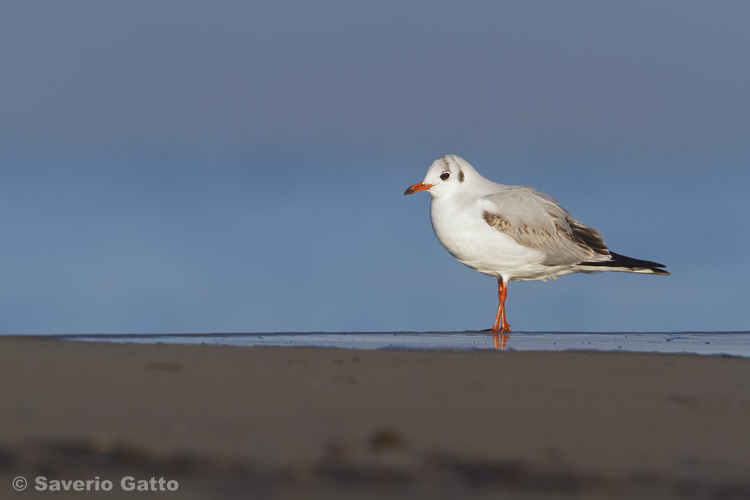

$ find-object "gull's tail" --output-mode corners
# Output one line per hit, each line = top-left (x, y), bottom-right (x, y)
(578, 252), (670, 275)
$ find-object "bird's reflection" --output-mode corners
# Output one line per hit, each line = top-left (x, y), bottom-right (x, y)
(493, 332), (509, 350)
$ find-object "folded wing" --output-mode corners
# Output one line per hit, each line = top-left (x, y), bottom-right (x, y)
(479, 187), (611, 267)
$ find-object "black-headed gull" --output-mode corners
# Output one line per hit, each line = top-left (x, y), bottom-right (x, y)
(404, 155), (669, 333)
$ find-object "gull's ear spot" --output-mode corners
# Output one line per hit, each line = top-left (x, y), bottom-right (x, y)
(458, 168), (464, 183)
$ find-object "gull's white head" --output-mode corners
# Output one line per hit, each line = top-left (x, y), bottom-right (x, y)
(404, 155), (478, 199)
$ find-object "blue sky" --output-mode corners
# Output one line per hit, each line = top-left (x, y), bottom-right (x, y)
(1, 1), (749, 333)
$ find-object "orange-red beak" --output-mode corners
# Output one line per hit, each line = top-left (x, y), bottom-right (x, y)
(404, 182), (433, 195)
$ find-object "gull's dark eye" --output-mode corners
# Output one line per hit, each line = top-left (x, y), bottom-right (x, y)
(440, 172), (451, 180)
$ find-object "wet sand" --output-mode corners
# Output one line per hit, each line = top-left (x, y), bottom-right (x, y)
(63, 330), (750, 357)
(2, 337), (750, 499)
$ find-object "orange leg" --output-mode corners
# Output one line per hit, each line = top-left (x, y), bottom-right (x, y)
(490, 278), (512, 334)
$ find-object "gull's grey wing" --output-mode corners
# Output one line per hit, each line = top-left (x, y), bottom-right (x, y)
(478, 187), (610, 266)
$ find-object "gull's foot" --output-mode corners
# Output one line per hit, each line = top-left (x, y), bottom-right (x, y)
(488, 325), (512, 334)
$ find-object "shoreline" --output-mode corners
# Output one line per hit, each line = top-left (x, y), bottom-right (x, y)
(11, 331), (750, 358)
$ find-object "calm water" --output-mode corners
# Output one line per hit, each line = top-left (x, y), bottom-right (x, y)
(60, 331), (750, 357)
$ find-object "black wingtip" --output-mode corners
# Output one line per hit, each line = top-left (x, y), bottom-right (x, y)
(582, 251), (670, 275)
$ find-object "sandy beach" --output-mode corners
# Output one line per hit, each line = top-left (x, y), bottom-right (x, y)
(2, 337), (750, 499)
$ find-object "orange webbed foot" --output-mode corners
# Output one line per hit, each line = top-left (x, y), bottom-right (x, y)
(489, 324), (512, 334)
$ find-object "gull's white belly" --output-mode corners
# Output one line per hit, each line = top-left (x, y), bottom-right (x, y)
(430, 200), (558, 281)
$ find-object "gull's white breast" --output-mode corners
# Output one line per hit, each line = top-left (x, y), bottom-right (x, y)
(430, 195), (550, 281)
